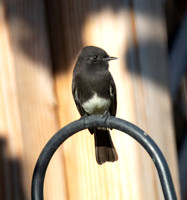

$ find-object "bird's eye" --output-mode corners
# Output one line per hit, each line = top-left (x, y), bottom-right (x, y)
(92, 55), (97, 60)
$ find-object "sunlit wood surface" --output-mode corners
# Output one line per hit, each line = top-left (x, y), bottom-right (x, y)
(0, 1), (66, 199)
(0, 0), (180, 199)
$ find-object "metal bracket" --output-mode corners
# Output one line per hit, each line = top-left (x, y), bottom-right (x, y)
(31, 115), (177, 200)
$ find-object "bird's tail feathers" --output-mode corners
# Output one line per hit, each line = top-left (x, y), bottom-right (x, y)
(94, 129), (118, 165)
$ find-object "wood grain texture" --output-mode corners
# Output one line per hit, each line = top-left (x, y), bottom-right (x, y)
(0, 0), (180, 199)
(0, 1), (67, 199)
(47, 0), (180, 199)
(128, 1), (180, 198)
(0, 4), (25, 199)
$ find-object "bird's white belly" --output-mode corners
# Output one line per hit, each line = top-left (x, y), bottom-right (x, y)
(82, 93), (110, 115)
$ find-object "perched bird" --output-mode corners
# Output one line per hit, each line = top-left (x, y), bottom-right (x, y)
(72, 46), (118, 165)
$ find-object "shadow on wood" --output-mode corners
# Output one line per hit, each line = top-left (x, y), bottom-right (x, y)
(0, 137), (26, 200)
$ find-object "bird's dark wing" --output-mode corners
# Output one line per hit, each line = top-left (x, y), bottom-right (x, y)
(109, 73), (117, 117)
(72, 76), (86, 117)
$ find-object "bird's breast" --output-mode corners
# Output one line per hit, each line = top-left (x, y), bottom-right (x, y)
(82, 93), (110, 115)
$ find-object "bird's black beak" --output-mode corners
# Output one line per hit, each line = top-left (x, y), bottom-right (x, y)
(103, 56), (118, 62)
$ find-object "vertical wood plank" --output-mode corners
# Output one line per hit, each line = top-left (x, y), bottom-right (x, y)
(46, 0), (180, 199)
(128, 0), (180, 198)
(0, 0), (67, 199)
(0, 3), (25, 199)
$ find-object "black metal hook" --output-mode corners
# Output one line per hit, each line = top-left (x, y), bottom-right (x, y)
(31, 115), (177, 200)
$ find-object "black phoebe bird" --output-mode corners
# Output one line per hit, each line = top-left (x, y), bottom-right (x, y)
(72, 46), (118, 165)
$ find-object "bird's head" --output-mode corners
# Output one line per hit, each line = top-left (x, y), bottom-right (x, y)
(76, 46), (117, 69)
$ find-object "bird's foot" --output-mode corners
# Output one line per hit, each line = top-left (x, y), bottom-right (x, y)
(102, 110), (111, 125)
(80, 113), (89, 128)
(80, 113), (88, 120)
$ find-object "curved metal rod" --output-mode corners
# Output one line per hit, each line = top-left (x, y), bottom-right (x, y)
(31, 115), (177, 200)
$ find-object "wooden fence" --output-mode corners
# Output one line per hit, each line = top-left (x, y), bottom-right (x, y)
(0, 0), (180, 199)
